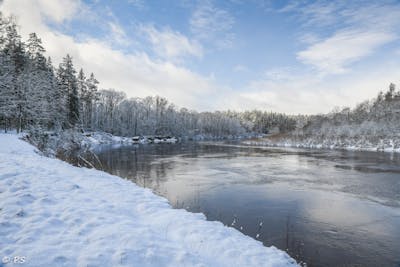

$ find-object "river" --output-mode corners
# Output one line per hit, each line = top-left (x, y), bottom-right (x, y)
(91, 142), (400, 267)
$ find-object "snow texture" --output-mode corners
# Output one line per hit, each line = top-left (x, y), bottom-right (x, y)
(0, 134), (297, 267)
(81, 132), (178, 147)
(242, 138), (400, 153)
(243, 136), (400, 153)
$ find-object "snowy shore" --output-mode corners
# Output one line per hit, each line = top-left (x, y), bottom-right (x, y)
(243, 135), (400, 153)
(81, 132), (179, 146)
(0, 134), (297, 267)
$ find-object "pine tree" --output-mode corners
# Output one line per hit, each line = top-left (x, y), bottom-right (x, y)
(3, 20), (27, 132)
(26, 33), (45, 58)
(0, 45), (15, 132)
(57, 54), (79, 128)
(24, 33), (52, 128)
(46, 57), (64, 129)
(77, 68), (88, 127)
(0, 12), (9, 50)
(84, 72), (99, 129)
(385, 83), (396, 101)
(0, 13), (16, 132)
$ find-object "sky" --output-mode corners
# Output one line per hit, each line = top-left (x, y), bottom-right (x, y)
(1, 0), (400, 114)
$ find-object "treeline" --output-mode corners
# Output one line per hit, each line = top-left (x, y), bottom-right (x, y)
(93, 91), (246, 137)
(225, 110), (297, 134)
(295, 84), (400, 139)
(0, 13), (295, 138)
(0, 14), (98, 132)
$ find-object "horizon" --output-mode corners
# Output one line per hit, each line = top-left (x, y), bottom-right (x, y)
(2, 0), (400, 115)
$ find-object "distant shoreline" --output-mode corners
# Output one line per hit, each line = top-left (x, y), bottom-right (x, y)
(243, 134), (400, 153)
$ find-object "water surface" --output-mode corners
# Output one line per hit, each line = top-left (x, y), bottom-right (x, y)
(92, 142), (400, 267)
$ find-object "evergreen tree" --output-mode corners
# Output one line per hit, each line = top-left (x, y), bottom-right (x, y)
(0, 13), (14, 132)
(24, 32), (52, 128)
(46, 57), (63, 129)
(385, 83), (396, 101)
(26, 33), (45, 59)
(0, 42), (15, 132)
(57, 54), (79, 128)
(3, 20), (27, 132)
(83, 72), (99, 129)
(77, 68), (88, 127)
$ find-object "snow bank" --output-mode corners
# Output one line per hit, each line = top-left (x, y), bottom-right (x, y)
(243, 135), (400, 153)
(82, 132), (179, 147)
(81, 132), (135, 147)
(0, 134), (297, 267)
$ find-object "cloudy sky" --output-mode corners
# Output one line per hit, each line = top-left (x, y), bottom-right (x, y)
(2, 0), (400, 114)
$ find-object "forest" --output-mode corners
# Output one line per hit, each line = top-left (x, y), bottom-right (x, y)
(0, 13), (296, 139)
(1, 12), (399, 144)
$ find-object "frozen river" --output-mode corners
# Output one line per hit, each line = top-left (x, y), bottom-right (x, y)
(93, 142), (400, 267)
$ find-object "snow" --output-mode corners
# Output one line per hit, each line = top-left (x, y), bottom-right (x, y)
(81, 132), (135, 146)
(0, 133), (298, 267)
(81, 132), (179, 147)
(243, 136), (400, 153)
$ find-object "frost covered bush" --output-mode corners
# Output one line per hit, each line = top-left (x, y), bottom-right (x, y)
(24, 128), (85, 158)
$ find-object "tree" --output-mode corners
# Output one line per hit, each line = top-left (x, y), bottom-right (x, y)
(385, 83), (396, 101)
(24, 32), (52, 128)
(45, 57), (63, 129)
(0, 43), (15, 132)
(57, 54), (79, 128)
(79, 71), (98, 129)
(2, 19), (27, 132)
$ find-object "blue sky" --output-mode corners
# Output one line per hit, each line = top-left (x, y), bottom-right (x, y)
(2, 0), (400, 113)
(73, 0), (301, 87)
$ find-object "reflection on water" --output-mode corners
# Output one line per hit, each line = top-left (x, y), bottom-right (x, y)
(92, 142), (400, 267)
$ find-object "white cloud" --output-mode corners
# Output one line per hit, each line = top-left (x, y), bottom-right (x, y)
(263, 67), (297, 81)
(283, 0), (342, 27)
(190, 0), (235, 49)
(0, 0), (221, 111)
(298, 32), (321, 45)
(37, 0), (82, 24)
(297, 29), (396, 74)
(140, 25), (203, 62)
(229, 63), (400, 114)
(288, 1), (400, 75)
(2, 0), (400, 115)
(108, 21), (130, 46)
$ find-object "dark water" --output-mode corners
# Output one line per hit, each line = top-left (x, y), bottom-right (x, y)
(91, 142), (400, 267)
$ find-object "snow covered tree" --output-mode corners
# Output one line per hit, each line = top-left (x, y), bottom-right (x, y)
(23, 33), (52, 128)
(385, 83), (396, 101)
(45, 57), (64, 129)
(78, 70), (98, 130)
(0, 45), (15, 132)
(0, 14), (17, 132)
(77, 68), (87, 125)
(85, 73), (99, 129)
(57, 54), (79, 128)
(2, 19), (27, 132)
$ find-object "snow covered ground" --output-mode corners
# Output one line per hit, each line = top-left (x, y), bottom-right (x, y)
(81, 132), (179, 147)
(0, 133), (297, 267)
(82, 131), (135, 146)
(243, 135), (400, 153)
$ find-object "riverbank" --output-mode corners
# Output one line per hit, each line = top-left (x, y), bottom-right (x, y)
(243, 134), (400, 153)
(0, 133), (297, 267)
(24, 130), (255, 157)
(82, 132), (179, 146)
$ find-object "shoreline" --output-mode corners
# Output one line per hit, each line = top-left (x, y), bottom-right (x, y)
(242, 135), (400, 154)
(0, 133), (297, 267)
